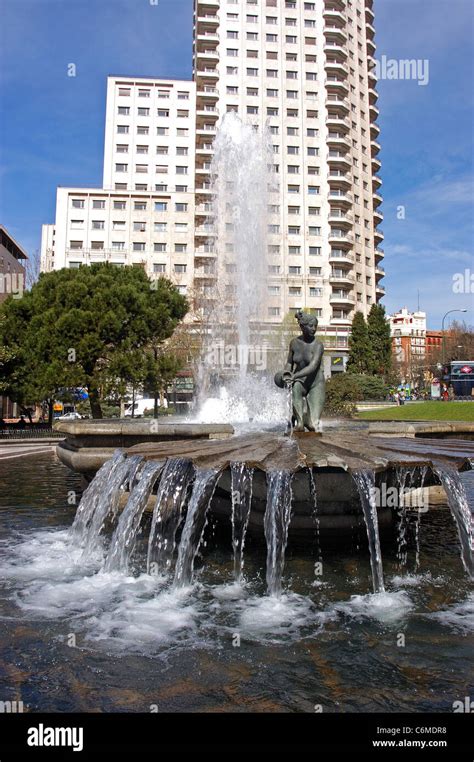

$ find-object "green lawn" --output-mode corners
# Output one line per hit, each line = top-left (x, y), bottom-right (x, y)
(357, 401), (474, 422)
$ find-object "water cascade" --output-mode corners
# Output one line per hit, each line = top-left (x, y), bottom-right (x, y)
(70, 450), (126, 543)
(264, 471), (293, 597)
(146, 458), (194, 574)
(104, 460), (163, 573)
(230, 462), (254, 582)
(434, 463), (473, 578)
(352, 470), (385, 594)
(173, 468), (222, 587)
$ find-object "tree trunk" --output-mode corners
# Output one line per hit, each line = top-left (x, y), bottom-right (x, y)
(48, 400), (54, 426)
(153, 392), (159, 418)
(88, 388), (103, 419)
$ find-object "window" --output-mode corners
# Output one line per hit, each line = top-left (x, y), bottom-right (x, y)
(247, 32), (258, 40)
(133, 242), (146, 252)
(112, 221), (126, 230)
(268, 285), (280, 295)
(135, 184), (147, 191)
(227, 85), (238, 95)
(266, 68), (278, 78)
(116, 144), (128, 153)
(117, 125), (129, 134)
(156, 165), (168, 173)
(157, 90), (170, 99)
(289, 266), (301, 275)
(227, 48), (239, 56)
(267, 107), (279, 116)
(266, 34), (277, 42)
(137, 126), (149, 135)
(71, 199), (85, 209)
(135, 164), (148, 173)
(247, 106), (258, 115)
(118, 87), (130, 97)
(306, 72), (317, 80)
(247, 68), (258, 77)
(155, 183), (167, 192)
(267, 88), (278, 97)
(307, 128), (318, 137)
(174, 264), (187, 273)
(155, 202), (168, 212)
(268, 265), (280, 274)
(309, 246), (321, 256)
(70, 220), (83, 229)
(288, 165), (300, 174)
(137, 107), (149, 116)
(138, 89), (150, 98)
(289, 245), (301, 255)
(174, 244), (187, 253)
(133, 221), (146, 232)
(156, 146), (168, 155)
(157, 109), (169, 118)
(310, 287), (322, 297)
(286, 70), (298, 80)
(178, 91), (189, 100)
(308, 185), (320, 194)
(287, 145), (299, 155)
(247, 87), (258, 96)
(288, 226), (300, 235)
(176, 166), (188, 175)
(177, 110), (189, 118)
(92, 220), (105, 230)
(154, 222), (167, 232)
(268, 307), (280, 316)
(118, 106), (130, 115)
(177, 128), (188, 137)
(113, 200), (126, 210)
(307, 147), (319, 156)
(175, 184), (188, 192)
(308, 207), (320, 215)
(69, 240), (83, 249)
(91, 241), (104, 250)
(175, 203), (188, 212)
(286, 35), (297, 44)
(309, 267), (321, 275)
(137, 145), (148, 154)
(115, 163), (128, 172)
(154, 243), (167, 252)
(308, 226), (321, 236)
(92, 199), (105, 209)
(112, 241), (125, 250)
(175, 223), (188, 232)
(227, 66), (238, 75)
(153, 263), (166, 273)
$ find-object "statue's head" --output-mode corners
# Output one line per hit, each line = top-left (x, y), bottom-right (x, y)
(295, 310), (318, 338)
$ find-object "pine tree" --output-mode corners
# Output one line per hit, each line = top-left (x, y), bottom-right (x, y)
(367, 303), (392, 377)
(347, 311), (372, 374)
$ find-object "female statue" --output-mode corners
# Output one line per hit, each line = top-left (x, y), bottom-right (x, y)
(274, 310), (325, 431)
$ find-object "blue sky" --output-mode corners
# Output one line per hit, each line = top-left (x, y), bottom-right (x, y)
(0, 0), (473, 328)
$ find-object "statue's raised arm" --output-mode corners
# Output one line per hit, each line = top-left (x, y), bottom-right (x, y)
(274, 310), (325, 431)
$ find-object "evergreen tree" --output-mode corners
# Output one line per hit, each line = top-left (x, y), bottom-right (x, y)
(347, 311), (372, 374)
(0, 264), (187, 418)
(367, 303), (392, 376)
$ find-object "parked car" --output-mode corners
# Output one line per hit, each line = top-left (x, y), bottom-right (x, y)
(57, 412), (82, 420)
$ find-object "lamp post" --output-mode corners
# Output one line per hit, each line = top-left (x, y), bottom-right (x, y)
(441, 309), (467, 365)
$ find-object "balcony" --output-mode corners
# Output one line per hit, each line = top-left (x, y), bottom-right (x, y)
(196, 13), (218, 26)
(324, 59), (349, 76)
(373, 191), (383, 206)
(369, 102), (380, 119)
(366, 21), (376, 37)
(373, 208), (383, 224)
(194, 267), (216, 279)
(326, 96), (350, 113)
(365, 4), (375, 22)
(328, 171), (351, 188)
(366, 37), (376, 55)
(329, 190), (352, 206)
(195, 203), (213, 215)
(373, 174), (382, 188)
(375, 264), (385, 278)
(196, 31), (219, 44)
(197, 85), (218, 98)
(329, 229), (353, 246)
(327, 134), (351, 151)
(328, 208), (353, 224)
(330, 291), (355, 305)
(374, 228), (384, 243)
(376, 284), (386, 296)
(329, 250), (354, 264)
(372, 156), (382, 171)
(197, 49), (219, 61)
(330, 271), (355, 285)
(196, 67), (218, 79)
(326, 114), (350, 130)
(370, 121), (380, 138)
(328, 151), (351, 169)
(368, 67), (377, 84)
(196, 125), (217, 136)
(196, 105), (218, 119)
(195, 223), (214, 237)
(331, 311), (352, 324)
(324, 25), (348, 43)
(325, 76), (349, 93)
(196, 143), (214, 155)
(371, 139), (381, 155)
(368, 87), (378, 105)
(323, 43), (348, 59)
(375, 247), (384, 261)
(195, 246), (216, 258)
(323, 8), (346, 24)
(195, 0), (219, 8)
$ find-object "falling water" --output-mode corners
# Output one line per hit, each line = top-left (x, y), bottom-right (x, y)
(352, 470), (385, 594)
(264, 471), (293, 597)
(395, 466), (410, 568)
(104, 460), (163, 573)
(308, 469), (322, 563)
(173, 468), (221, 587)
(70, 450), (125, 542)
(230, 462), (254, 582)
(146, 458), (194, 574)
(434, 463), (473, 579)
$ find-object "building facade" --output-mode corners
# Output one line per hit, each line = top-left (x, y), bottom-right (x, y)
(41, 0), (384, 366)
(389, 307), (426, 365)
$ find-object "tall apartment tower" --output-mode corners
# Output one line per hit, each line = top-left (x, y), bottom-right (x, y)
(193, 0), (384, 354)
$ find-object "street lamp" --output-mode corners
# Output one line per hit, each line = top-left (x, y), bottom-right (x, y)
(441, 308), (468, 364)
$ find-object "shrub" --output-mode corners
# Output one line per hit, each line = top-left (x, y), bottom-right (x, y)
(325, 373), (360, 418)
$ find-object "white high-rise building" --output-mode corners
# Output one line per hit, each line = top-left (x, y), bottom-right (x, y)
(41, 0), (384, 367)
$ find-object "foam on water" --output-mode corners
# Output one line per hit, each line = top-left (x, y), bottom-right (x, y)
(332, 590), (414, 625)
(428, 593), (474, 634)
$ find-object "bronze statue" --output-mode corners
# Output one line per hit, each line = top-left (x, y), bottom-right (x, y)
(274, 310), (325, 431)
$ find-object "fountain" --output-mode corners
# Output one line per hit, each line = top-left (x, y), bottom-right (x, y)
(56, 115), (474, 600)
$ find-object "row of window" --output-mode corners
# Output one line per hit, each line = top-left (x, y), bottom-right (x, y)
(71, 199), (189, 212)
(117, 125), (190, 135)
(116, 145), (189, 155)
(70, 221), (190, 232)
(117, 88), (190, 99)
(117, 107), (190, 118)
(69, 241), (189, 255)
(115, 164), (189, 174)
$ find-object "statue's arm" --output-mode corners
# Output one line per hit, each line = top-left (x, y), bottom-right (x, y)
(283, 341), (294, 372)
(292, 341), (324, 381)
